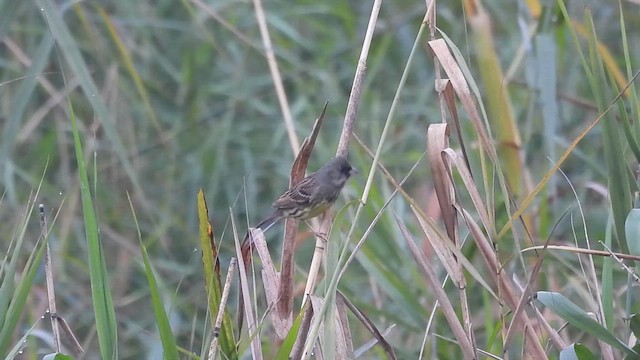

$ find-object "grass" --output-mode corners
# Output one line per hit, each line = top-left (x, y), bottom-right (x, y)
(1, 0), (640, 359)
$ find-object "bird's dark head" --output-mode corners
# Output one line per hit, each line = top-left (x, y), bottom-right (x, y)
(335, 156), (357, 177)
(326, 156), (357, 187)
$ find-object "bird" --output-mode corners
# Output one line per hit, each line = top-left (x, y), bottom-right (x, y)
(240, 155), (357, 261)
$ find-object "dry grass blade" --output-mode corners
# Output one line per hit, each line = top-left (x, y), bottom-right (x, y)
(56, 315), (84, 354)
(335, 294), (354, 358)
(411, 207), (464, 289)
(426, 121), (475, 342)
(458, 207), (547, 357)
(290, 102), (328, 181)
(503, 235), (550, 351)
(233, 212), (263, 359)
(250, 227), (291, 338)
(251, 229), (277, 286)
(307, 295), (352, 359)
(427, 39), (499, 166)
(278, 103), (328, 328)
(337, 291), (396, 360)
(396, 215), (476, 358)
(429, 34), (530, 250)
(531, 304), (565, 351)
(427, 123), (457, 243)
(39, 202), (84, 355)
(410, 206), (497, 300)
(353, 325), (396, 359)
(521, 245), (640, 262)
(441, 148), (493, 236)
(438, 79), (473, 174)
(357, 133), (496, 297)
(290, 303), (314, 360)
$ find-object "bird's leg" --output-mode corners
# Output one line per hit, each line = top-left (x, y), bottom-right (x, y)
(313, 212), (333, 243)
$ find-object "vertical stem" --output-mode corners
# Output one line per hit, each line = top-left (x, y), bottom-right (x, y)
(40, 204), (61, 352)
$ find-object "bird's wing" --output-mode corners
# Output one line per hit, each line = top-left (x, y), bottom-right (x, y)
(273, 175), (316, 209)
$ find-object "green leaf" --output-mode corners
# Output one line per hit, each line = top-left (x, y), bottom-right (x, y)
(43, 353), (74, 360)
(536, 291), (637, 356)
(559, 343), (598, 360)
(625, 209), (640, 258)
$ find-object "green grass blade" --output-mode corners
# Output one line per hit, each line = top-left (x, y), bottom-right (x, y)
(128, 192), (179, 359)
(139, 235), (180, 358)
(0, 236), (47, 355)
(37, 0), (148, 210)
(197, 190), (236, 358)
(67, 102), (118, 359)
(0, 173), (47, 356)
(273, 306), (305, 360)
(5, 318), (43, 359)
(584, 10), (632, 253)
(37, 1), (120, 355)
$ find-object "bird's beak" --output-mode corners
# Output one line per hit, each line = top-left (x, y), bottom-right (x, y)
(350, 168), (358, 176)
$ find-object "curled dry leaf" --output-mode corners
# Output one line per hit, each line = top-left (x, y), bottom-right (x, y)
(427, 123), (457, 244)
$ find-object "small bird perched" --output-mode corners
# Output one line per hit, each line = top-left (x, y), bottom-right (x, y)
(241, 155), (357, 261)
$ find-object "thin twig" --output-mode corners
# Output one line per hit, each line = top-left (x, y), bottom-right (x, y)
(301, 1), (382, 357)
(233, 209), (263, 359)
(600, 242), (640, 283)
(40, 204), (61, 352)
(208, 258), (237, 360)
(252, 0), (299, 154)
(301, 213), (332, 309)
(521, 244), (640, 261)
(336, 2), (380, 156)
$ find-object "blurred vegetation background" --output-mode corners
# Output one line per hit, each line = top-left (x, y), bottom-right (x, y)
(2, 0), (640, 359)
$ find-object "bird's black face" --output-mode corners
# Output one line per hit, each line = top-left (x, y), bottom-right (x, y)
(341, 161), (356, 178)
(330, 156), (356, 185)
